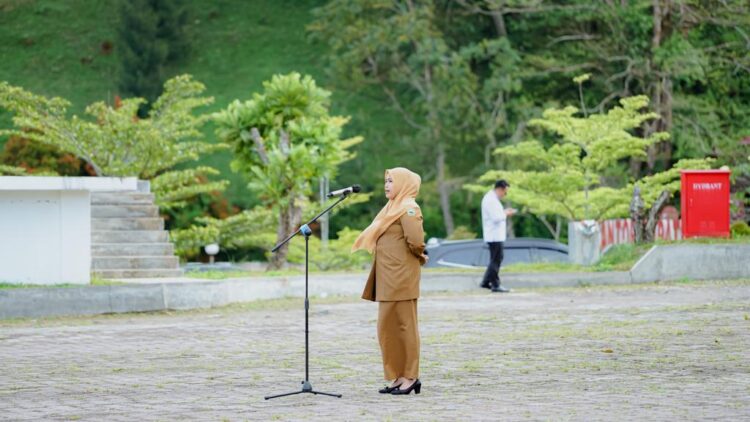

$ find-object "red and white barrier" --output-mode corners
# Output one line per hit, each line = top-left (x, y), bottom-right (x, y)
(599, 219), (681, 252)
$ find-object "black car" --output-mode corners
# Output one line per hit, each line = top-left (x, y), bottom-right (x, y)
(424, 237), (569, 269)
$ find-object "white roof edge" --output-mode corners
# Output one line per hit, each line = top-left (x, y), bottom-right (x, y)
(0, 176), (139, 192)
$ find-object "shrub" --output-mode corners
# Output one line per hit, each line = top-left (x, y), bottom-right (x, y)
(446, 225), (477, 240)
(287, 228), (371, 271)
(0, 134), (88, 176)
(731, 221), (750, 238)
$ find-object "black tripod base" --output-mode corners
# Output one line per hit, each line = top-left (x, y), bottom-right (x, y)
(264, 380), (342, 400)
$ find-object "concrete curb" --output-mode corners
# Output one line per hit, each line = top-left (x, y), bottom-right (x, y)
(1, 271), (626, 320)
(629, 243), (750, 283)
(2, 243), (747, 319)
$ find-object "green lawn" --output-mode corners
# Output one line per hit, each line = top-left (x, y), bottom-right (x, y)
(0, 276), (125, 289)
(183, 268), (304, 279)
(0, 282), (79, 289)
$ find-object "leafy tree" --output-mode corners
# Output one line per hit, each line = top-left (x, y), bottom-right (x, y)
(286, 227), (371, 271)
(0, 164), (38, 176)
(172, 211), (371, 271)
(170, 206), (275, 260)
(0, 75), (228, 209)
(213, 73), (362, 270)
(310, 1), (529, 237)
(462, 1), (749, 174)
(170, 194), (372, 264)
(0, 75), (218, 177)
(118, 0), (191, 115)
(452, 0), (750, 225)
(308, 0), (750, 239)
(152, 167), (229, 210)
(466, 92), (711, 240)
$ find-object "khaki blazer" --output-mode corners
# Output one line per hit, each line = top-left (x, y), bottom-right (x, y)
(362, 207), (426, 302)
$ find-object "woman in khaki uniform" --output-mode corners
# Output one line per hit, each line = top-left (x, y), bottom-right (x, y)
(352, 167), (427, 396)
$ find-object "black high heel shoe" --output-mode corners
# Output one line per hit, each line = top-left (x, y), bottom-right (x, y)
(378, 384), (400, 394)
(391, 379), (421, 395)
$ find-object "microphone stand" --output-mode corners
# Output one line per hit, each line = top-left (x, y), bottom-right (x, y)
(264, 193), (351, 400)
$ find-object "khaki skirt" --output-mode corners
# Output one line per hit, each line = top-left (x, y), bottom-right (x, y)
(377, 299), (420, 380)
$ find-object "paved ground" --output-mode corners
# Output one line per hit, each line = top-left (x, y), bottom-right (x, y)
(1, 280), (749, 421)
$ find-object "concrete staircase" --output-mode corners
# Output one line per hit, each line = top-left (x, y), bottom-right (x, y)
(91, 191), (182, 279)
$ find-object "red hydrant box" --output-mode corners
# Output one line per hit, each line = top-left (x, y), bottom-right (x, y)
(680, 170), (731, 238)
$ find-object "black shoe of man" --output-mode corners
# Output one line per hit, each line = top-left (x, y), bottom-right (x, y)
(480, 282), (491, 289)
(491, 285), (511, 293)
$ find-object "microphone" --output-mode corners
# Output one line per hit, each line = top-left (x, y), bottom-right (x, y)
(327, 184), (361, 198)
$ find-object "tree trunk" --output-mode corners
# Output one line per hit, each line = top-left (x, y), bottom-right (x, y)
(629, 157), (642, 179)
(646, 0), (674, 173)
(507, 212), (515, 239)
(630, 186), (646, 243)
(539, 215), (563, 242)
(483, 120), (501, 167)
(320, 177), (329, 249)
(489, 8), (507, 37)
(436, 143), (455, 236)
(657, 76), (674, 167)
(646, 76), (674, 172)
(267, 197), (303, 271)
(632, 187), (669, 244)
(422, 56), (455, 237)
(643, 190), (670, 243)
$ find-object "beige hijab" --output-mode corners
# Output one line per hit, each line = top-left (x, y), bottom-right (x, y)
(352, 167), (422, 253)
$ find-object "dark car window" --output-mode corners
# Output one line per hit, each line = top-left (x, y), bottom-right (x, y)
(533, 248), (568, 263)
(475, 247), (531, 266)
(428, 239), (567, 268)
(503, 248), (531, 265)
(437, 247), (482, 266)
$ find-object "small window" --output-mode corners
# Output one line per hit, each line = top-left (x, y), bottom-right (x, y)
(533, 248), (568, 263)
(438, 247), (482, 266)
(503, 248), (531, 265)
(475, 246), (531, 266)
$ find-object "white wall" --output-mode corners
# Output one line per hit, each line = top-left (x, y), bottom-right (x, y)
(0, 176), (138, 285)
(0, 190), (91, 285)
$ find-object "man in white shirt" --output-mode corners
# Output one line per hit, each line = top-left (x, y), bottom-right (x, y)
(480, 180), (516, 293)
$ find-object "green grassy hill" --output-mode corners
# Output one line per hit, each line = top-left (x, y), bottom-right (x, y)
(0, 0), (412, 209)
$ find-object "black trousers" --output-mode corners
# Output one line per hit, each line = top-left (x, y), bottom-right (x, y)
(481, 242), (504, 288)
